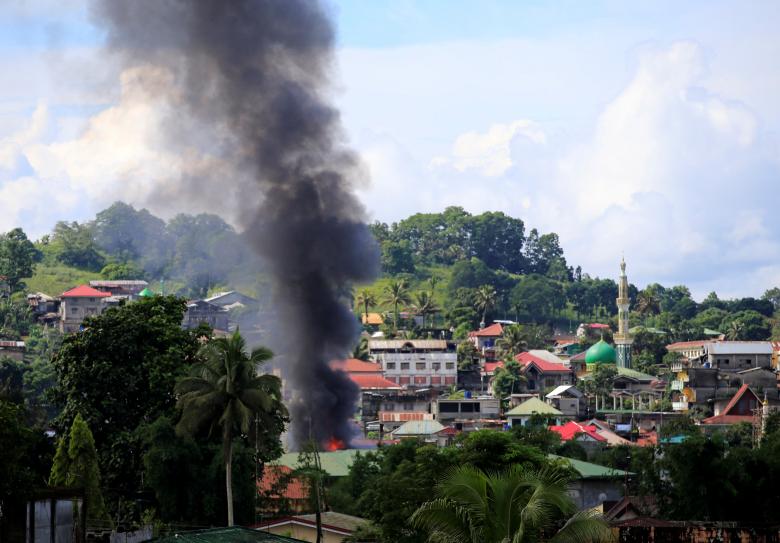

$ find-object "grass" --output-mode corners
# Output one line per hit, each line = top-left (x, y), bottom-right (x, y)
(26, 263), (102, 296)
(353, 265), (453, 314)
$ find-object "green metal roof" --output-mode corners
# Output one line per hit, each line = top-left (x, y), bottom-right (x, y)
(148, 527), (304, 542)
(506, 397), (563, 417)
(615, 366), (657, 382)
(585, 340), (616, 364)
(393, 420), (445, 436)
(548, 454), (631, 479)
(277, 449), (362, 477)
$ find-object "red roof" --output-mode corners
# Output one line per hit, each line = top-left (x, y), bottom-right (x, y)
(437, 426), (459, 436)
(349, 373), (401, 390)
(549, 421), (606, 442)
(257, 465), (308, 500)
(515, 352), (572, 373)
(701, 384), (760, 425)
(331, 358), (382, 373)
(469, 323), (503, 337)
(61, 285), (111, 298)
(483, 361), (504, 374)
(587, 323), (610, 329)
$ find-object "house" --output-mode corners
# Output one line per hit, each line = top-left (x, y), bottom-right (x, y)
(257, 465), (310, 514)
(581, 419), (635, 446)
(26, 292), (60, 321)
(255, 512), (370, 543)
(576, 323), (610, 338)
(361, 312), (384, 326)
(433, 396), (501, 424)
(549, 421), (607, 446)
(392, 419), (446, 444)
(0, 340), (25, 361)
(701, 384), (761, 427)
(376, 411), (435, 434)
(59, 285), (112, 333)
(550, 454), (630, 510)
(515, 352), (576, 393)
(703, 341), (773, 371)
(89, 280), (148, 298)
(666, 340), (708, 361)
(204, 290), (259, 310)
(366, 388), (436, 430)
(545, 385), (584, 417)
(182, 300), (229, 331)
(506, 397), (564, 427)
(368, 339), (457, 388)
(468, 322), (503, 361)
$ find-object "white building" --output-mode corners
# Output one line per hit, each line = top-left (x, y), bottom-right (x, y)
(368, 339), (457, 388)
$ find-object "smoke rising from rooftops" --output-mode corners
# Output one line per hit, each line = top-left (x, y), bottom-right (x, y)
(91, 0), (379, 446)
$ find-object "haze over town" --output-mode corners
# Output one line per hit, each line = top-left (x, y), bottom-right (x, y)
(2, 1), (780, 298)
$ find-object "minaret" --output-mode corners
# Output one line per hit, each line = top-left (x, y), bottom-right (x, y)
(615, 257), (633, 369)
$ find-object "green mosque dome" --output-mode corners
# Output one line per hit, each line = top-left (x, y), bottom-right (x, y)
(585, 339), (616, 365)
(138, 287), (155, 297)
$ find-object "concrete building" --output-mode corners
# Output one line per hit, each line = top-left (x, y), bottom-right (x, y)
(468, 322), (503, 361)
(89, 280), (148, 298)
(369, 339), (457, 388)
(182, 300), (229, 331)
(59, 285), (111, 333)
(546, 385), (584, 418)
(433, 396), (501, 423)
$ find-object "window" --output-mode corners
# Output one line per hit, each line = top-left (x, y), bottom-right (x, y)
(400, 362), (410, 371)
(445, 362), (455, 370)
(384, 403), (395, 411)
(416, 362), (426, 370)
(403, 402), (414, 410)
(432, 362), (441, 371)
(89, 297), (95, 302)
(70, 307), (79, 314)
(460, 402), (480, 413)
(386, 362), (396, 370)
(440, 403), (458, 413)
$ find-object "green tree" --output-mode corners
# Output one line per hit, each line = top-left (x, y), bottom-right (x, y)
(474, 285), (497, 328)
(412, 291), (439, 328)
(492, 360), (525, 399)
(761, 287), (780, 313)
(50, 221), (106, 271)
(411, 465), (611, 543)
(469, 212), (526, 273)
(0, 228), (39, 292)
(510, 274), (562, 322)
(721, 310), (771, 340)
(691, 307), (728, 331)
(175, 331), (287, 526)
(381, 240), (416, 274)
(100, 261), (146, 280)
(52, 296), (203, 504)
(495, 324), (528, 359)
(635, 288), (661, 317)
(66, 415), (111, 522)
(383, 280), (411, 332)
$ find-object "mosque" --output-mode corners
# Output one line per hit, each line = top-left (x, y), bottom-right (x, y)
(584, 257), (633, 372)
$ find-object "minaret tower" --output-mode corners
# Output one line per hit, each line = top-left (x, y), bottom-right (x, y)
(615, 257), (633, 369)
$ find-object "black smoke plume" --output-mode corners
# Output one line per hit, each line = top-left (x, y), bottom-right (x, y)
(91, 0), (379, 447)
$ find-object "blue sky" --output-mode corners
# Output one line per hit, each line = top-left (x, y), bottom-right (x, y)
(1, 1), (779, 299)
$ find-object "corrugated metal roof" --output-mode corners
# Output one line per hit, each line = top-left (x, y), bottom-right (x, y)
(392, 420), (445, 436)
(368, 339), (448, 350)
(548, 454), (631, 479)
(277, 449), (361, 477)
(707, 341), (773, 355)
(506, 397), (563, 416)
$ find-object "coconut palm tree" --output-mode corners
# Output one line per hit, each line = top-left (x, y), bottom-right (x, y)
(383, 280), (411, 331)
(726, 319), (745, 341)
(495, 324), (528, 359)
(474, 285), (497, 329)
(635, 289), (660, 317)
(428, 276), (441, 295)
(413, 291), (440, 328)
(356, 289), (377, 325)
(175, 331), (286, 526)
(411, 464), (612, 543)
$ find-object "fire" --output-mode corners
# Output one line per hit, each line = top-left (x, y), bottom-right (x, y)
(325, 437), (345, 451)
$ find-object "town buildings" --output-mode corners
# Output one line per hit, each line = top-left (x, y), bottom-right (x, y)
(59, 285), (111, 333)
(368, 339), (457, 388)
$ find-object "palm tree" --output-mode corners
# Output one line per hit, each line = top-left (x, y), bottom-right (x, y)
(383, 280), (411, 331)
(474, 285), (497, 329)
(411, 465), (612, 543)
(175, 331), (287, 526)
(413, 291), (440, 328)
(726, 319), (745, 340)
(635, 289), (660, 317)
(428, 276), (441, 295)
(495, 324), (528, 359)
(356, 289), (377, 325)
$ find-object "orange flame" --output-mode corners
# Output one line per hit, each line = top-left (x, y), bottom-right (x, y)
(325, 437), (345, 451)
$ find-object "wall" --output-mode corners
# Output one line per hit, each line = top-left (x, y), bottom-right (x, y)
(615, 523), (780, 543)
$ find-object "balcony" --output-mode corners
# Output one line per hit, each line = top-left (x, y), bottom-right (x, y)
(672, 400), (689, 411)
(670, 381), (684, 391)
(670, 362), (684, 372)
